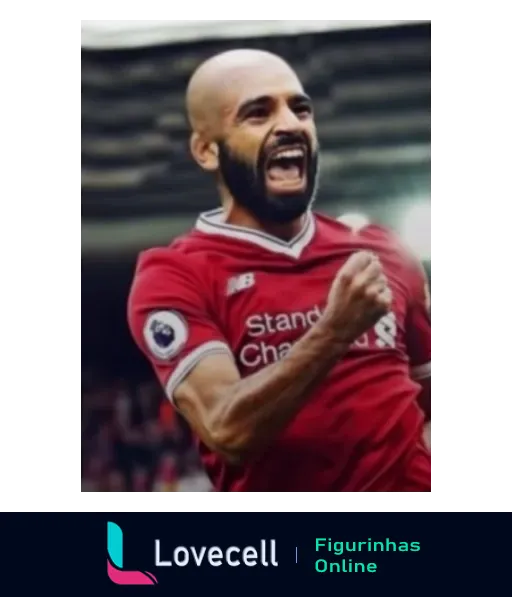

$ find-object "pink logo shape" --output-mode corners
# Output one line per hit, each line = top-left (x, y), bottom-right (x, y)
(107, 560), (158, 585)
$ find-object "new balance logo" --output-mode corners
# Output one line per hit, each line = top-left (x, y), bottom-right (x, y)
(227, 273), (255, 296)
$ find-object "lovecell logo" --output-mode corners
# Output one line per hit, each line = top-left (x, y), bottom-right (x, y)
(107, 522), (158, 585)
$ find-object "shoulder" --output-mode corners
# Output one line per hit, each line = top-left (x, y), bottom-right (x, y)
(329, 214), (401, 247)
(127, 240), (212, 349)
(314, 211), (427, 276)
(314, 212), (402, 248)
(358, 222), (429, 299)
(128, 231), (213, 313)
(360, 222), (428, 280)
(132, 231), (211, 285)
(366, 224), (409, 256)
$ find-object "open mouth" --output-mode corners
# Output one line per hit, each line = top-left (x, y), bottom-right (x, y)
(265, 146), (307, 190)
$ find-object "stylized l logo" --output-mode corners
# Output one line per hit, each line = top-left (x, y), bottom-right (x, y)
(107, 522), (157, 585)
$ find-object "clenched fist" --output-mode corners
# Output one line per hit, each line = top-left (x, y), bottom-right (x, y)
(323, 251), (392, 345)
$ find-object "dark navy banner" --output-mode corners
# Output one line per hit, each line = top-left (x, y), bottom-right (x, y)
(1, 513), (508, 594)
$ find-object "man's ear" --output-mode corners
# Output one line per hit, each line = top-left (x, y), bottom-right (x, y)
(190, 132), (219, 172)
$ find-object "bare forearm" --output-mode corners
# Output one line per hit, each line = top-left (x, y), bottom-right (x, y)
(212, 318), (349, 461)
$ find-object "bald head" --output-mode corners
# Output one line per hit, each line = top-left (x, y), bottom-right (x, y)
(186, 49), (299, 134)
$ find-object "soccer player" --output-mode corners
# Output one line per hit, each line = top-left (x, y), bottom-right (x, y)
(127, 49), (431, 491)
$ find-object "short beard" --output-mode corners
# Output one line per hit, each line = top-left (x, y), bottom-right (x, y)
(217, 137), (319, 225)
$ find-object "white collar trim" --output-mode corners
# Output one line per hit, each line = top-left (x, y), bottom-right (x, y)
(195, 208), (315, 259)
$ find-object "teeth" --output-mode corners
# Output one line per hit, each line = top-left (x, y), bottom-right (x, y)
(274, 149), (304, 160)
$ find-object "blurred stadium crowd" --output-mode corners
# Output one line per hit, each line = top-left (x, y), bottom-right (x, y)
(81, 372), (211, 491)
(81, 20), (430, 491)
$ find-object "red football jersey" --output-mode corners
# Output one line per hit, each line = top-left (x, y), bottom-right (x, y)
(127, 209), (431, 492)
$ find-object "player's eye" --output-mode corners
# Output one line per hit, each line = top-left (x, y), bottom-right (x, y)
(246, 107), (269, 121)
(294, 103), (313, 118)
